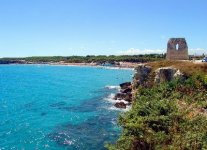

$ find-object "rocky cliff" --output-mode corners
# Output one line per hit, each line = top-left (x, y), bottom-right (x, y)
(114, 64), (185, 108)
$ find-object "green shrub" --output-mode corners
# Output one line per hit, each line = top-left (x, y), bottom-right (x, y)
(106, 77), (207, 150)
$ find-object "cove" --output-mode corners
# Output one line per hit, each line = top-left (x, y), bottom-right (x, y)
(0, 65), (133, 150)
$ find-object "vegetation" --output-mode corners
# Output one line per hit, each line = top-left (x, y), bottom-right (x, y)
(106, 61), (207, 150)
(0, 54), (164, 64)
(147, 60), (207, 76)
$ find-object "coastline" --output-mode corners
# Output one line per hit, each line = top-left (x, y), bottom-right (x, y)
(46, 62), (138, 70)
(106, 61), (207, 149)
(0, 62), (139, 70)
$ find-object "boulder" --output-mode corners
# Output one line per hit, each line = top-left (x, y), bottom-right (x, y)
(132, 64), (152, 89)
(120, 82), (131, 89)
(114, 102), (127, 109)
(174, 69), (185, 79)
(114, 93), (126, 100)
(114, 92), (132, 102)
(155, 67), (177, 83)
(121, 88), (132, 94)
(125, 93), (132, 102)
(134, 64), (152, 80)
(154, 67), (184, 83)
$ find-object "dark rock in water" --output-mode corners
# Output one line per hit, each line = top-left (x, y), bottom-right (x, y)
(124, 93), (132, 102)
(120, 82), (131, 89)
(115, 82), (133, 102)
(121, 88), (132, 94)
(114, 93), (126, 100)
(114, 92), (132, 102)
(114, 102), (126, 109)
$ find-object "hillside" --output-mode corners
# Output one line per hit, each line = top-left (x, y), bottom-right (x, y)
(107, 61), (207, 150)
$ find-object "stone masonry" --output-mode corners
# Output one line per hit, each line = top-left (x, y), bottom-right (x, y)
(166, 38), (189, 60)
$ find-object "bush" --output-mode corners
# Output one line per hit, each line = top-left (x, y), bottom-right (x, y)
(106, 76), (207, 150)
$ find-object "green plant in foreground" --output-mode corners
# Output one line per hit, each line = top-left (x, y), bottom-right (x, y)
(106, 76), (207, 150)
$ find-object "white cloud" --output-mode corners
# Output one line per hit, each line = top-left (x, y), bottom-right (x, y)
(118, 48), (207, 55)
(118, 48), (164, 55)
(189, 48), (207, 55)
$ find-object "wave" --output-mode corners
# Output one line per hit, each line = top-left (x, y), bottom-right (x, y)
(103, 66), (134, 70)
(108, 105), (131, 112)
(104, 93), (129, 104)
(104, 93), (116, 103)
(111, 118), (117, 125)
(105, 85), (120, 90)
(103, 93), (131, 112)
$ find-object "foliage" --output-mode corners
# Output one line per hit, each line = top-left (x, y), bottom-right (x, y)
(0, 54), (164, 64)
(106, 76), (207, 150)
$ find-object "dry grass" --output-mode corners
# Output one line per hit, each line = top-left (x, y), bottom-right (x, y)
(177, 100), (207, 119)
(147, 60), (207, 76)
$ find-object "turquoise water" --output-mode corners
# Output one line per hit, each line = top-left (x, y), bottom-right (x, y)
(0, 65), (133, 150)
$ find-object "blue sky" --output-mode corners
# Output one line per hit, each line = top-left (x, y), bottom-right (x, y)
(0, 0), (207, 57)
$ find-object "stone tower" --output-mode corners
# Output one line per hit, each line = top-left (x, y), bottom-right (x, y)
(166, 38), (189, 60)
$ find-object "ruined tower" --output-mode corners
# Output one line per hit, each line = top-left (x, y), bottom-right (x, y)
(166, 38), (189, 60)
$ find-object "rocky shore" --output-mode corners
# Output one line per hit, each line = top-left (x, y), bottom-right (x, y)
(114, 64), (185, 109)
(113, 82), (132, 109)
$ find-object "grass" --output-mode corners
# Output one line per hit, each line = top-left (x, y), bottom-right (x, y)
(147, 60), (207, 76)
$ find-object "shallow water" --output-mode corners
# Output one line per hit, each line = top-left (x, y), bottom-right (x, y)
(0, 65), (133, 150)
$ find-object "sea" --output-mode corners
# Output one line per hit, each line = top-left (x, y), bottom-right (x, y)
(0, 65), (133, 150)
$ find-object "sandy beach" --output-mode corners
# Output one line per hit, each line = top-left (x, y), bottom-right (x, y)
(48, 61), (139, 69)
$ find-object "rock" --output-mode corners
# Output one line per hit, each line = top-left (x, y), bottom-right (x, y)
(132, 64), (152, 89)
(114, 93), (126, 100)
(174, 69), (183, 78)
(114, 92), (132, 102)
(114, 61), (120, 66)
(121, 88), (132, 94)
(120, 82), (131, 89)
(125, 93), (132, 102)
(134, 64), (152, 80)
(174, 69), (186, 81)
(155, 67), (176, 83)
(114, 102), (126, 109)
(154, 67), (185, 83)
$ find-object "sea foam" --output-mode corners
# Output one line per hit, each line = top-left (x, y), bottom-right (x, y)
(105, 85), (120, 90)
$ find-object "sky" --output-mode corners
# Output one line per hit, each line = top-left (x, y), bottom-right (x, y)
(0, 0), (207, 57)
